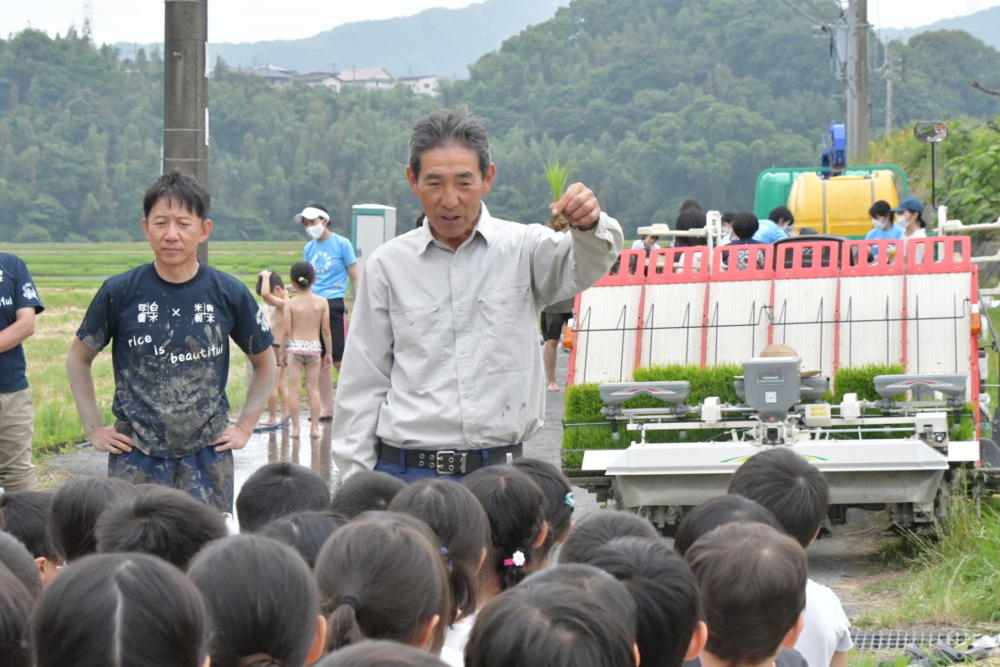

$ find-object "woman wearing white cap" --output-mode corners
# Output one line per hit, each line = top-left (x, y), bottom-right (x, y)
(295, 203), (360, 419)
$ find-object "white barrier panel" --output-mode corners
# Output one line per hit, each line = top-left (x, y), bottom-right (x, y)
(705, 245), (773, 365)
(639, 248), (709, 367)
(571, 250), (645, 384)
(771, 242), (840, 378)
(839, 240), (906, 368)
(905, 238), (974, 398)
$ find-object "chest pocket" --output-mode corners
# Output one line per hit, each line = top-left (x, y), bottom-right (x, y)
(390, 304), (448, 392)
(477, 283), (535, 375)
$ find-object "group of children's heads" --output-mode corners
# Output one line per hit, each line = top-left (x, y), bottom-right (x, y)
(0, 447), (835, 667)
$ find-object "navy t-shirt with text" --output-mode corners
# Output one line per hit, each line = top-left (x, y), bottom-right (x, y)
(0, 253), (44, 393)
(77, 263), (273, 458)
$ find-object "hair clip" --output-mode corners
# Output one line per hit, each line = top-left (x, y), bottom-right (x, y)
(503, 550), (526, 567)
(339, 595), (361, 612)
(564, 492), (575, 508)
(441, 546), (452, 567)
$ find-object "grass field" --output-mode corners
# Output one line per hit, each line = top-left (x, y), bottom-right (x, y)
(1, 242), (308, 454)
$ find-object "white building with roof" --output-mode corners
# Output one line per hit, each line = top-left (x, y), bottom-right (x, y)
(336, 66), (396, 90)
(397, 75), (441, 96)
(251, 63), (295, 88)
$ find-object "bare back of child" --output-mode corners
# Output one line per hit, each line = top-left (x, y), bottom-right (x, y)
(280, 262), (332, 438)
(257, 270), (290, 427)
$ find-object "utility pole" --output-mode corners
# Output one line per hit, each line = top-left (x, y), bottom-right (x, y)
(163, 0), (209, 264)
(884, 45), (894, 138)
(845, 0), (869, 163)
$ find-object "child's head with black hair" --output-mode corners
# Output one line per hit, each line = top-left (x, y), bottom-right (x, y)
(465, 582), (637, 667)
(674, 494), (782, 556)
(559, 510), (659, 565)
(510, 458), (575, 558)
(585, 536), (706, 667)
(0, 532), (42, 602)
(686, 522), (807, 667)
(188, 534), (327, 667)
(727, 447), (829, 548)
(522, 564), (638, 641)
(0, 490), (60, 585)
(461, 465), (548, 595)
(95, 485), (228, 569)
(30, 553), (210, 667)
(48, 477), (138, 563)
(0, 564), (32, 667)
(675, 208), (708, 247)
(259, 510), (348, 568)
(731, 211), (759, 240)
(143, 169), (211, 220)
(290, 261), (317, 291)
(237, 462), (331, 532)
(330, 470), (406, 518)
(255, 269), (286, 297)
(315, 511), (451, 653)
(314, 640), (449, 667)
(388, 478), (491, 621)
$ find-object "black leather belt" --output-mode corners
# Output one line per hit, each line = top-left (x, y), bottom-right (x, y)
(378, 442), (523, 475)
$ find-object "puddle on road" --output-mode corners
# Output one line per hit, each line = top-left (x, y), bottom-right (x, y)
(226, 412), (341, 532)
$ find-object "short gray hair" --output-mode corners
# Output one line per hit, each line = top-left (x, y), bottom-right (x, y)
(409, 106), (491, 179)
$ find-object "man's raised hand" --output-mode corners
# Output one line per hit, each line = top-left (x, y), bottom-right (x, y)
(550, 182), (602, 230)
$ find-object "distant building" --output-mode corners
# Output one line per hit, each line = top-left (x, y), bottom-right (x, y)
(251, 63), (295, 88)
(248, 63), (443, 96)
(293, 70), (341, 92)
(337, 66), (395, 90)
(397, 75), (441, 97)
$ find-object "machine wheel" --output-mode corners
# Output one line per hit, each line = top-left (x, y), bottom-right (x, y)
(932, 468), (967, 535)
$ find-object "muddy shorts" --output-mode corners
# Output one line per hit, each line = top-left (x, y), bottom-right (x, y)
(108, 446), (234, 514)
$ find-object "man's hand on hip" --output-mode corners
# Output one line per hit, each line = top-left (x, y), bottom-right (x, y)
(551, 182), (601, 230)
(88, 426), (133, 454)
(212, 425), (253, 452)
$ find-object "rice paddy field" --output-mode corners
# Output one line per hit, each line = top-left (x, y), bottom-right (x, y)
(0, 241), (307, 453)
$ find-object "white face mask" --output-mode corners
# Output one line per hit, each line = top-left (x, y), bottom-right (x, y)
(872, 217), (882, 229)
(305, 223), (326, 240)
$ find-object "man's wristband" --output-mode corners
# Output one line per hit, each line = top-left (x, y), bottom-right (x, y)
(571, 218), (600, 232)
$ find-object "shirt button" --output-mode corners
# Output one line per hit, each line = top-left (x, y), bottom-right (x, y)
(461, 348), (467, 354)
(501, 297), (507, 304)
(458, 305), (464, 311)
(453, 260), (460, 267)
(464, 392), (471, 398)
(407, 318), (413, 324)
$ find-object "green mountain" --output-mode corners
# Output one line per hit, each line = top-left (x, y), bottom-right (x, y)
(3, 0), (1000, 245)
(116, 0), (567, 78)
(882, 6), (1000, 51)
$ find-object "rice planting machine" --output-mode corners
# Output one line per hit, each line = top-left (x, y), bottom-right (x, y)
(564, 208), (1000, 532)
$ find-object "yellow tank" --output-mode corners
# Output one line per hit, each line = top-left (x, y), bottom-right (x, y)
(787, 171), (900, 238)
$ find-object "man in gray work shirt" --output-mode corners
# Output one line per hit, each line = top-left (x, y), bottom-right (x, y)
(331, 106), (623, 481)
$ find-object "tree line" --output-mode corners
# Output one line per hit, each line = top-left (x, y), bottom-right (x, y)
(1, 0), (999, 243)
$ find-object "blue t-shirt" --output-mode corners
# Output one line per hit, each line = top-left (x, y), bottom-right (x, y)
(753, 219), (789, 244)
(0, 253), (44, 393)
(304, 233), (357, 299)
(865, 226), (904, 241)
(76, 263), (273, 458)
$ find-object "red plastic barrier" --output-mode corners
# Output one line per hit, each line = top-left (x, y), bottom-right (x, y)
(773, 241), (840, 279)
(595, 249), (648, 286)
(841, 239), (905, 276)
(711, 244), (774, 282)
(646, 247), (711, 284)
(905, 236), (972, 274)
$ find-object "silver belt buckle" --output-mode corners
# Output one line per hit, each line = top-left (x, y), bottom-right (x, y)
(435, 450), (466, 474)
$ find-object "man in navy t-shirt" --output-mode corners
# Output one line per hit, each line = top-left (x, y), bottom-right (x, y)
(0, 252), (44, 492)
(67, 171), (276, 513)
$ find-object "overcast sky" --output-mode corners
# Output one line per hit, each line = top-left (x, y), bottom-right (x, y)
(3, 0), (999, 46)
